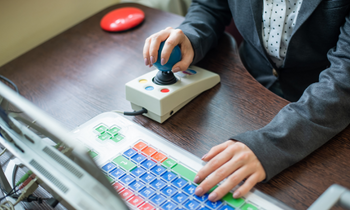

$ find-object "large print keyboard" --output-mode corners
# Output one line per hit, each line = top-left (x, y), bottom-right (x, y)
(71, 112), (292, 210)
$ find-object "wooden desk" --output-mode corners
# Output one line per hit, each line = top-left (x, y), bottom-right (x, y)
(0, 3), (349, 209)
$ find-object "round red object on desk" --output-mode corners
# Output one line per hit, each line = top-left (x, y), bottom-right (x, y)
(100, 7), (145, 32)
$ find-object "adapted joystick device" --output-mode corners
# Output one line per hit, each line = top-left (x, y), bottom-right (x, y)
(152, 42), (180, 85)
(125, 42), (220, 123)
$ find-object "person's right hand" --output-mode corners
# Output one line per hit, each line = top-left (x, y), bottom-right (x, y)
(143, 27), (194, 72)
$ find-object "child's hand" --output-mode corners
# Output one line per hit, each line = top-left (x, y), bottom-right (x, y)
(194, 140), (266, 201)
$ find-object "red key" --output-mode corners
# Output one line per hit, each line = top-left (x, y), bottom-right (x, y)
(113, 182), (124, 192)
(151, 152), (167, 162)
(138, 203), (155, 210)
(120, 189), (133, 200)
(134, 142), (147, 151)
(128, 195), (144, 207)
(142, 146), (157, 156)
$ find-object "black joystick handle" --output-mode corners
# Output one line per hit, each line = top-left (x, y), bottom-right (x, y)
(153, 71), (177, 85)
(152, 41), (181, 85)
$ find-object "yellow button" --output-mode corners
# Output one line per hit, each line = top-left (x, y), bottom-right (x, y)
(139, 79), (147, 83)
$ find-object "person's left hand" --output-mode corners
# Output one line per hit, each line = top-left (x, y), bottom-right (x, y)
(193, 140), (266, 201)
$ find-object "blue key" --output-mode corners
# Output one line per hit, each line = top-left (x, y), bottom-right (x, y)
(161, 201), (177, 210)
(101, 162), (116, 173)
(150, 194), (166, 206)
(205, 200), (223, 209)
(123, 148), (137, 158)
(161, 171), (177, 182)
(150, 179), (166, 190)
(141, 159), (156, 170)
(130, 167), (146, 177)
(197, 207), (211, 210)
(172, 192), (188, 204)
(161, 185), (177, 197)
(172, 177), (188, 189)
(151, 165), (166, 175)
(139, 187), (156, 198)
(109, 168), (125, 179)
(183, 199), (200, 210)
(194, 193), (209, 202)
(119, 174), (135, 185)
(129, 180), (145, 192)
(131, 154), (147, 163)
(140, 173), (156, 183)
(219, 205), (235, 210)
(183, 184), (197, 195)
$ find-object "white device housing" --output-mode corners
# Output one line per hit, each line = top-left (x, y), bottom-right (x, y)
(125, 66), (220, 123)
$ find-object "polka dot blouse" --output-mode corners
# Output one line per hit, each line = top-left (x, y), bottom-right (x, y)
(262, 0), (303, 67)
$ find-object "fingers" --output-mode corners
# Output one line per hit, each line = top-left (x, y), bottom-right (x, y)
(195, 142), (238, 184)
(195, 157), (244, 198)
(194, 143), (243, 196)
(161, 29), (182, 65)
(208, 166), (255, 202)
(143, 27), (194, 71)
(194, 141), (266, 202)
(201, 141), (232, 162)
(143, 38), (151, 66)
(149, 30), (170, 64)
(233, 171), (264, 198)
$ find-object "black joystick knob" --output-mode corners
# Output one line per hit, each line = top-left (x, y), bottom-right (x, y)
(153, 41), (181, 85)
(153, 71), (177, 85)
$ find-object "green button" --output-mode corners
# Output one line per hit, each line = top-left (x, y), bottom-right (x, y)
(110, 134), (124, 143)
(112, 156), (136, 171)
(88, 150), (98, 159)
(209, 185), (218, 192)
(95, 125), (107, 133)
(98, 132), (112, 141)
(172, 164), (196, 181)
(108, 127), (120, 135)
(241, 203), (258, 210)
(105, 175), (114, 183)
(162, 158), (177, 168)
(223, 192), (245, 208)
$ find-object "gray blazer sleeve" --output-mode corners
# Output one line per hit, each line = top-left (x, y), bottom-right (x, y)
(177, 0), (232, 64)
(232, 11), (350, 181)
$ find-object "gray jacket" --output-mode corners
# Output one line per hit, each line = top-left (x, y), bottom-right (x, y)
(178, 0), (350, 181)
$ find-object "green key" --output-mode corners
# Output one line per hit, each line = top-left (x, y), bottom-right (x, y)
(105, 175), (114, 183)
(95, 125), (107, 133)
(172, 164), (196, 181)
(107, 127), (120, 135)
(110, 134), (124, 143)
(112, 156), (136, 171)
(162, 158), (177, 168)
(241, 203), (258, 210)
(88, 150), (98, 158)
(223, 192), (245, 208)
(110, 135), (121, 143)
(209, 185), (218, 192)
(98, 132), (112, 141)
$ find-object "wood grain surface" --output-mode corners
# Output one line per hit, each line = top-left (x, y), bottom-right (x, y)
(0, 3), (349, 209)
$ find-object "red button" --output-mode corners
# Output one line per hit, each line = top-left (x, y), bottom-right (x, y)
(139, 203), (155, 210)
(128, 195), (144, 207)
(161, 88), (169, 93)
(142, 146), (157, 156)
(134, 142), (147, 151)
(120, 189), (133, 200)
(152, 152), (167, 162)
(112, 182), (124, 192)
(100, 7), (145, 32)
